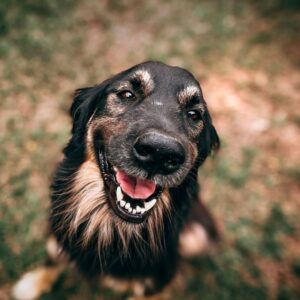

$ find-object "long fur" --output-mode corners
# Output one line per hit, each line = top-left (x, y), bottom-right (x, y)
(48, 61), (220, 294)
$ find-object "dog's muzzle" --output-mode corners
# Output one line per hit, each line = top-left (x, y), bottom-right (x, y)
(98, 130), (186, 224)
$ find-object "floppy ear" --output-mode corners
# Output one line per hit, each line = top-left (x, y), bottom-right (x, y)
(197, 109), (220, 166)
(63, 86), (103, 158)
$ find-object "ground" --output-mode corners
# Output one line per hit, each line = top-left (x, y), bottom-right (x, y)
(0, 0), (299, 299)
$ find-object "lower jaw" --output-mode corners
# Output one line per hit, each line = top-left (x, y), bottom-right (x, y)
(110, 196), (146, 223)
(98, 150), (162, 224)
(111, 186), (163, 224)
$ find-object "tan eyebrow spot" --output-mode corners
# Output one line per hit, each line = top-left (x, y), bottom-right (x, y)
(115, 82), (131, 91)
(177, 86), (201, 106)
(131, 69), (154, 95)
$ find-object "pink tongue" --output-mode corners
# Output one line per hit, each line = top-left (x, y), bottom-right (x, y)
(116, 170), (156, 199)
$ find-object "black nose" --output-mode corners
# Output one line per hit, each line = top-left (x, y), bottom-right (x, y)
(133, 132), (185, 175)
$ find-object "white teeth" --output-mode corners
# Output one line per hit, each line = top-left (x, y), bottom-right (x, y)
(144, 199), (157, 211)
(113, 167), (118, 172)
(116, 186), (123, 202)
(117, 192), (156, 215)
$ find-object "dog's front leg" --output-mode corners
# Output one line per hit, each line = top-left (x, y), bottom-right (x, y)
(12, 236), (67, 300)
(179, 196), (220, 257)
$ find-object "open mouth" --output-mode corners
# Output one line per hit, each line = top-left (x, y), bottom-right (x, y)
(98, 150), (162, 223)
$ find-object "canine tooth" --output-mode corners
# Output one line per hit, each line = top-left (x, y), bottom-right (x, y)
(120, 200), (126, 207)
(145, 199), (157, 211)
(116, 186), (123, 202)
(132, 209), (136, 214)
(141, 208), (146, 214)
(136, 206), (142, 213)
(125, 203), (130, 209)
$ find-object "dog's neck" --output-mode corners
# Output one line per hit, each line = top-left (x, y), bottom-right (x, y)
(50, 159), (189, 278)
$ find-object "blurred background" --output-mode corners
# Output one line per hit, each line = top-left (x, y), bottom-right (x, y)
(0, 0), (299, 299)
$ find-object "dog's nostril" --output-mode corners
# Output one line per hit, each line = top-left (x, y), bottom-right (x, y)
(135, 144), (154, 158)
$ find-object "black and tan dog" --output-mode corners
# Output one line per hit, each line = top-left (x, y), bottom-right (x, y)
(12, 61), (220, 299)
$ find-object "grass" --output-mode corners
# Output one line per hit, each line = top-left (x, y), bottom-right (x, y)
(0, 0), (299, 299)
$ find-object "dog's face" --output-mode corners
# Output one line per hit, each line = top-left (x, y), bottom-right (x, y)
(66, 61), (219, 225)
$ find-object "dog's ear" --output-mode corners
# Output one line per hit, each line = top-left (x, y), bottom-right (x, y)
(197, 108), (220, 166)
(64, 86), (103, 157)
(70, 87), (98, 136)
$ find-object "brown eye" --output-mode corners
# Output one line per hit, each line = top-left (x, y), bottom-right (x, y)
(118, 90), (135, 100)
(187, 110), (202, 122)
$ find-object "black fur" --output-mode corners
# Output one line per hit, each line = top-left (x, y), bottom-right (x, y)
(50, 61), (220, 294)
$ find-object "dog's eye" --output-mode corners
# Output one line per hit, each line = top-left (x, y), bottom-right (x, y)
(117, 90), (135, 100)
(187, 110), (202, 122)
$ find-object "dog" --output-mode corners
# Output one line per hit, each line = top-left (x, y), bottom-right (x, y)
(12, 61), (220, 299)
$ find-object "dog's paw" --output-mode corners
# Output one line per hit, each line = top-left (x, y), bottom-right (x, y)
(179, 223), (211, 257)
(11, 267), (60, 300)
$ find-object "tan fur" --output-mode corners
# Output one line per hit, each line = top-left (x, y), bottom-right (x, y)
(189, 142), (198, 162)
(132, 69), (154, 95)
(177, 86), (205, 139)
(69, 161), (106, 236)
(106, 93), (128, 115)
(189, 120), (204, 139)
(85, 116), (98, 162)
(59, 159), (172, 257)
(101, 275), (132, 293)
(12, 236), (68, 300)
(46, 235), (68, 263)
(87, 116), (127, 141)
(177, 85), (201, 106)
(12, 266), (63, 300)
(102, 276), (154, 297)
(103, 70), (153, 117)
(179, 222), (210, 257)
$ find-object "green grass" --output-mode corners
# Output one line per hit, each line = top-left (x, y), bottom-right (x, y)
(0, 0), (299, 299)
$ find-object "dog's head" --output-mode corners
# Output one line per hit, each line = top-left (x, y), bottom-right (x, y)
(64, 61), (219, 225)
